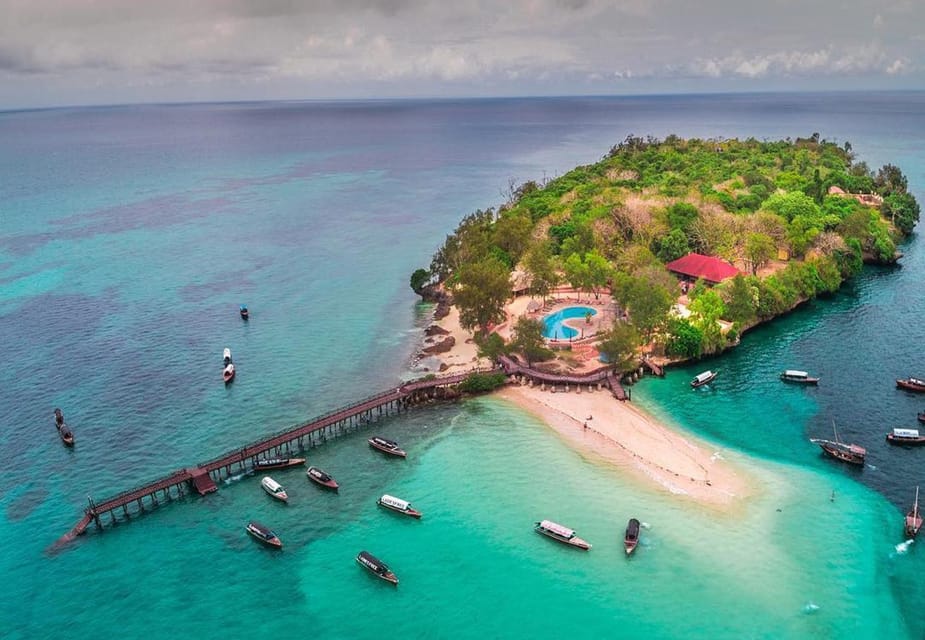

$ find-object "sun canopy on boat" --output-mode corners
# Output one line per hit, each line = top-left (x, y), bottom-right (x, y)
(784, 370), (808, 377)
(893, 428), (920, 438)
(261, 477), (283, 492)
(693, 371), (714, 383)
(538, 520), (575, 538)
(380, 494), (410, 510)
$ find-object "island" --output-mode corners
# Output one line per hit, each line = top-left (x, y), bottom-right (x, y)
(410, 135), (920, 507)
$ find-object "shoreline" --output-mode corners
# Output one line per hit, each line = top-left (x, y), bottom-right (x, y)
(496, 384), (754, 510)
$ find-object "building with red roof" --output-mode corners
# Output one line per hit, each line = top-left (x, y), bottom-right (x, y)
(665, 253), (741, 284)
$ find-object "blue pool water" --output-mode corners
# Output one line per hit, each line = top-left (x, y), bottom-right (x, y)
(542, 306), (596, 339)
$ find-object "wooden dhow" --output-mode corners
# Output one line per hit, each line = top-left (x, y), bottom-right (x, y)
(905, 487), (922, 539)
(810, 422), (865, 466)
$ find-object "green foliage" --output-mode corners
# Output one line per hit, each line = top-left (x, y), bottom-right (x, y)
(666, 202), (699, 233)
(454, 257), (512, 333)
(476, 332), (509, 361)
(492, 212), (533, 265)
(584, 251), (613, 298)
(511, 316), (554, 365)
(459, 372), (508, 393)
(763, 191), (821, 222)
(882, 192), (920, 235)
(664, 317), (703, 359)
(523, 240), (559, 301)
(744, 232), (776, 275)
(410, 268), (431, 295)
(652, 228), (691, 262)
(688, 288), (726, 353)
(720, 275), (758, 324)
(597, 322), (640, 370)
(613, 272), (674, 338)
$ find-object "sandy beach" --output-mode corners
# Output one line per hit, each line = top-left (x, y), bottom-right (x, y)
(497, 384), (753, 508)
(421, 292), (755, 508)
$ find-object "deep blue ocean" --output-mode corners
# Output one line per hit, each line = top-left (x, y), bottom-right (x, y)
(1, 93), (924, 638)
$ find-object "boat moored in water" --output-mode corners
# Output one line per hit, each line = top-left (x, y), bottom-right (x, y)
(223, 347), (233, 365)
(810, 422), (865, 466)
(534, 519), (591, 550)
(886, 428), (925, 446)
(377, 494), (422, 518)
(624, 518), (641, 556)
(254, 457), (306, 471)
(780, 370), (820, 385)
(306, 466), (339, 490)
(261, 476), (288, 502)
(905, 487), (922, 539)
(918, 412), (925, 424)
(896, 377), (925, 392)
(368, 436), (406, 458)
(246, 521), (282, 548)
(57, 422), (75, 447)
(356, 550), (398, 585)
(240, 304), (249, 320)
(223, 363), (235, 383)
(54, 408), (64, 427)
(691, 370), (717, 388)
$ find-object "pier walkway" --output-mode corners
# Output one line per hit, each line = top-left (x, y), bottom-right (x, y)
(54, 368), (495, 548)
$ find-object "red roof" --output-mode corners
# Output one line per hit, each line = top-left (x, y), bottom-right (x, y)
(665, 253), (741, 283)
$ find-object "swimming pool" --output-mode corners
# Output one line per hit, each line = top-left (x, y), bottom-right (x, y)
(542, 306), (597, 339)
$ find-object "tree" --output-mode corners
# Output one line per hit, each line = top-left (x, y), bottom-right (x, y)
(410, 268), (431, 296)
(511, 316), (553, 365)
(523, 240), (559, 302)
(721, 275), (757, 325)
(454, 257), (511, 334)
(664, 317), (703, 359)
(882, 192), (920, 235)
(688, 288), (726, 353)
(875, 164), (908, 196)
(476, 332), (508, 361)
(492, 212), (533, 265)
(584, 251), (613, 299)
(563, 252), (591, 301)
(744, 232), (776, 275)
(653, 228), (690, 262)
(617, 274), (674, 340)
(763, 191), (821, 222)
(597, 322), (640, 370)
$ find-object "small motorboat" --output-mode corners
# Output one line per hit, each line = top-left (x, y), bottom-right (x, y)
(896, 377), (925, 392)
(905, 487), (922, 539)
(306, 466), (339, 490)
(57, 422), (75, 447)
(368, 436), (406, 458)
(356, 550), (398, 585)
(534, 519), (591, 550)
(246, 521), (282, 548)
(254, 457), (306, 471)
(917, 411), (925, 424)
(240, 304), (249, 320)
(691, 370), (717, 388)
(886, 428), (925, 446)
(624, 518), (641, 556)
(261, 476), (288, 502)
(779, 370), (819, 385)
(54, 408), (64, 427)
(223, 363), (235, 383)
(377, 494), (422, 518)
(223, 347), (233, 365)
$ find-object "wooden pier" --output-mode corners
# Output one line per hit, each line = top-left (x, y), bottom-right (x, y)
(498, 355), (628, 399)
(53, 369), (488, 549)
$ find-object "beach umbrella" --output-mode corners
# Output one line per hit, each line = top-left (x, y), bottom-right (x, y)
(527, 299), (542, 313)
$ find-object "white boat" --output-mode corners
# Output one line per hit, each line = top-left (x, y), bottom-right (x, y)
(534, 519), (591, 550)
(377, 494), (422, 518)
(223, 347), (233, 365)
(261, 476), (288, 502)
(691, 370), (717, 388)
(780, 369), (819, 385)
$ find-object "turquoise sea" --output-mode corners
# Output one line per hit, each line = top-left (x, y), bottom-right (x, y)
(1, 94), (924, 638)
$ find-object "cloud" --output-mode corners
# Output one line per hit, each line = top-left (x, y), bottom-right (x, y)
(688, 45), (913, 79)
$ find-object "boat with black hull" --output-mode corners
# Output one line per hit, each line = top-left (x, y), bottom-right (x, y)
(810, 422), (865, 466)
(377, 494), (422, 518)
(246, 521), (282, 548)
(780, 370), (820, 385)
(306, 466), (339, 490)
(691, 370), (717, 389)
(896, 377), (925, 393)
(624, 518), (640, 556)
(356, 551), (398, 585)
(54, 408), (74, 447)
(254, 457), (306, 471)
(534, 519), (591, 550)
(918, 411), (925, 424)
(886, 428), (925, 446)
(368, 436), (406, 458)
(240, 304), (249, 320)
(905, 487), (922, 539)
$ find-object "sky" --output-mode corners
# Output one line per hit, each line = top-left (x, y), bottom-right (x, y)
(1, 0), (923, 108)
